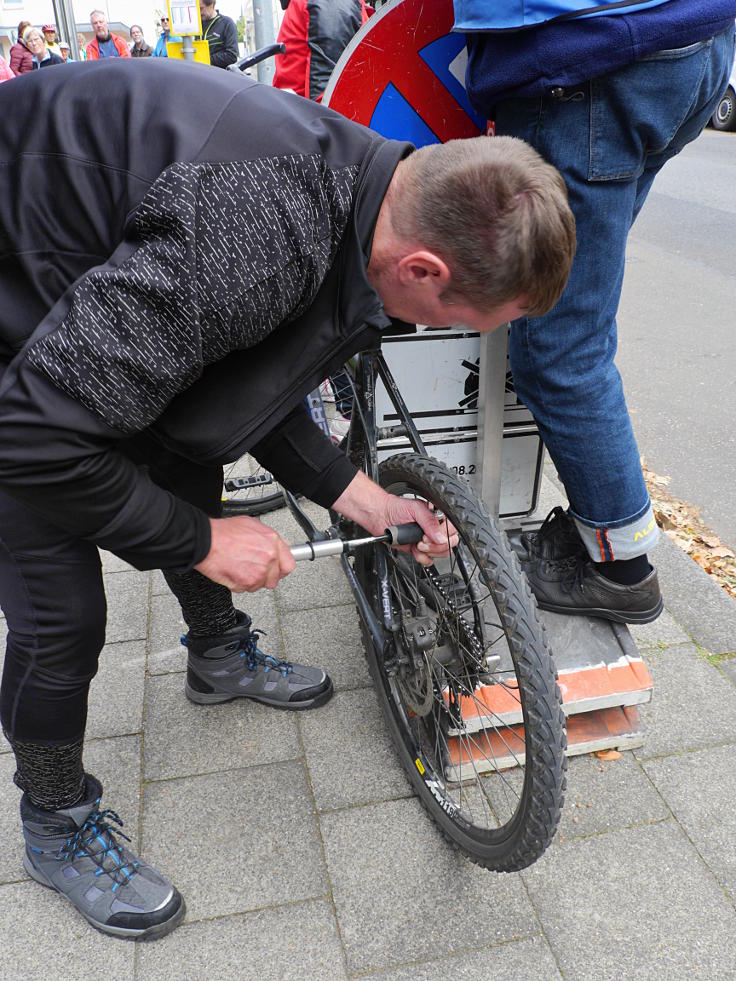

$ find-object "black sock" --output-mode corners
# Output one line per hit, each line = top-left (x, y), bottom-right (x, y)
(596, 554), (651, 586)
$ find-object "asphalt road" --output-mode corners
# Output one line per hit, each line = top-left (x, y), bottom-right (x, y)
(616, 127), (736, 548)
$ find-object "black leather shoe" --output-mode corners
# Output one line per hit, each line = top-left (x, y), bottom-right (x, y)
(526, 556), (663, 624)
(521, 507), (587, 562)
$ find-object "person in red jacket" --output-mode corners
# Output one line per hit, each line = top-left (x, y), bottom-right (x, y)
(273, 0), (370, 101)
(86, 9), (131, 59)
(9, 21), (33, 75)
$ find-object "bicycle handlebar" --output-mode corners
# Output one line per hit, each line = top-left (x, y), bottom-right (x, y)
(228, 42), (286, 74)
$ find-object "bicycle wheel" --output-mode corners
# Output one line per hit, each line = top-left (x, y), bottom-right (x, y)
(354, 453), (567, 871)
(221, 454), (287, 517)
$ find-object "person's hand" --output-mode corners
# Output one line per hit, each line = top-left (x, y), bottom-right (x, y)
(381, 491), (458, 566)
(332, 471), (458, 567)
(194, 515), (295, 592)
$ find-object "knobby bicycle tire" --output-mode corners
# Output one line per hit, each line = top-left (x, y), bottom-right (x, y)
(354, 453), (567, 871)
(222, 489), (288, 517)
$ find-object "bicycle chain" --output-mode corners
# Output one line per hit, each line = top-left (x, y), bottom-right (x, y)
(423, 566), (486, 667)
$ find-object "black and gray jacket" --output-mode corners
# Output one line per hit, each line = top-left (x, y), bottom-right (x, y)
(200, 11), (239, 69)
(0, 60), (410, 571)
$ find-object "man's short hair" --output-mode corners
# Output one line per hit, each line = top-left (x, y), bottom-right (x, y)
(391, 136), (576, 317)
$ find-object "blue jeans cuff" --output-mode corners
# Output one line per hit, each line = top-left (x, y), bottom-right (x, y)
(569, 504), (660, 561)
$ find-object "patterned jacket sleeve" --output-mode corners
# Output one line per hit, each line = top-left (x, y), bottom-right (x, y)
(0, 154), (359, 569)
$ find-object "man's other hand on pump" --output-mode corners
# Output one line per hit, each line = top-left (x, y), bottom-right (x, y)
(332, 471), (458, 568)
(194, 515), (296, 591)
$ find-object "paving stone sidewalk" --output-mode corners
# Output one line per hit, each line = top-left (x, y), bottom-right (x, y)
(2, 493), (736, 980)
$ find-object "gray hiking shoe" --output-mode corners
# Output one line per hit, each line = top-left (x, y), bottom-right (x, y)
(183, 612), (333, 709)
(21, 774), (185, 940)
(526, 555), (663, 624)
(521, 506), (588, 562)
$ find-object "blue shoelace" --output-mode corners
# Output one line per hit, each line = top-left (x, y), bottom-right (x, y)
(240, 630), (293, 679)
(57, 807), (139, 891)
(181, 623), (293, 679)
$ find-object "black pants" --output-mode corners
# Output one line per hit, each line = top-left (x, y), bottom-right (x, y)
(0, 437), (224, 744)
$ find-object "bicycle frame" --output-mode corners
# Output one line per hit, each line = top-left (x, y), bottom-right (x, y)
(283, 346), (429, 660)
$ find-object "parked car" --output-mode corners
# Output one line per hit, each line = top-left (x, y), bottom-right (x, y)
(711, 34), (736, 132)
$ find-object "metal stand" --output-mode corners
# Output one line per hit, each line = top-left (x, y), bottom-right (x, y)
(181, 36), (195, 61)
(253, 1), (276, 83)
(476, 326), (508, 515)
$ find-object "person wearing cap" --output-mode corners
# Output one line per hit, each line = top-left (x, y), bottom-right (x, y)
(58, 41), (73, 62)
(41, 25), (62, 56)
(152, 15), (182, 57)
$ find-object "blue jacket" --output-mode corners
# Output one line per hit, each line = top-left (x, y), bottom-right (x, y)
(152, 32), (182, 57)
(455, 0), (736, 104)
(454, 0), (671, 31)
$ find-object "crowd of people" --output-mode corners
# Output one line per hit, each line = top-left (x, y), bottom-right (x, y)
(0, 3), (242, 79)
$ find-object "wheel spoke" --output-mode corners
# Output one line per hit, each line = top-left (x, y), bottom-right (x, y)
(355, 454), (566, 870)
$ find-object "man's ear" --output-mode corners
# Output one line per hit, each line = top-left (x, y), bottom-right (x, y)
(396, 250), (451, 290)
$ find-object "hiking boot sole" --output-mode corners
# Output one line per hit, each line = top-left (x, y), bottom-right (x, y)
(536, 596), (664, 625)
(184, 677), (334, 710)
(23, 851), (186, 941)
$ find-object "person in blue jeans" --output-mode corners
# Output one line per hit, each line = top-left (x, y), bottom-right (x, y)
(454, 0), (736, 624)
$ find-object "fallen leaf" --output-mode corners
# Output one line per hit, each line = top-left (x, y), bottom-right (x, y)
(595, 749), (622, 761)
(644, 466), (736, 605)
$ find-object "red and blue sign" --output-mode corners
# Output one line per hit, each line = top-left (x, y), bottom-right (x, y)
(323, 0), (487, 146)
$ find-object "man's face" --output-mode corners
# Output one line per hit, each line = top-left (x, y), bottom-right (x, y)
(160, 16), (170, 34)
(423, 296), (530, 334)
(199, 0), (215, 22)
(43, 28), (56, 44)
(131, 26), (143, 43)
(91, 13), (109, 39)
